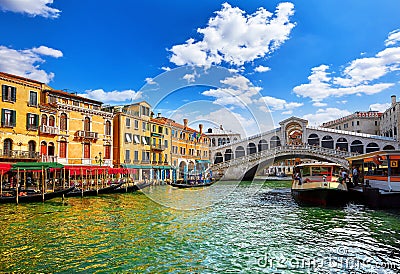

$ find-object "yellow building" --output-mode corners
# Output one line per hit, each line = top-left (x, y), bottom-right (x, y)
(40, 89), (114, 167)
(0, 72), (44, 163)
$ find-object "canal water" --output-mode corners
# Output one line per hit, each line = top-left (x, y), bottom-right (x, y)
(1, 181), (400, 273)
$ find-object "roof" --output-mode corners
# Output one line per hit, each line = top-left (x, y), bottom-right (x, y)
(44, 89), (103, 105)
(0, 71), (44, 86)
(296, 162), (344, 167)
(347, 150), (400, 161)
(152, 117), (202, 134)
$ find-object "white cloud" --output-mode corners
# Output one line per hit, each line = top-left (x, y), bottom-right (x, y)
(161, 66), (171, 71)
(0, 0), (60, 18)
(385, 29), (400, 47)
(202, 75), (261, 108)
(169, 2), (295, 67)
(294, 29), (400, 103)
(145, 77), (156, 85)
(32, 46), (63, 58)
(313, 102), (327, 107)
(259, 95), (303, 111)
(303, 108), (352, 126)
(0, 45), (62, 83)
(369, 103), (390, 112)
(182, 73), (196, 83)
(254, 65), (271, 73)
(81, 89), (142, 103)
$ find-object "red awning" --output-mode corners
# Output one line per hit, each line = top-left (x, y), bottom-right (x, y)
(64, 166), (110, 176)
(0, 163), (12, 173)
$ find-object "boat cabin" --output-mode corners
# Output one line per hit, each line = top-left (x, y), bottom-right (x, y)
(347, 150), (400, 191)
(295, 163), (343, 183)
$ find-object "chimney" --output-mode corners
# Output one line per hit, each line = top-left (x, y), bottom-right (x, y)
(157, 112), (161, 118)
(391, 95), (397, 107)
(199, 124), (203, 134)
(183, 118), (188, 129)
(219, 124), (224, 130)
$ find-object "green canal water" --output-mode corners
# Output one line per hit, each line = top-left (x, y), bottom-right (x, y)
(1, 181), (400, 273)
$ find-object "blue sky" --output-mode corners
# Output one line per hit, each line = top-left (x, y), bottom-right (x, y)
(1, 0), (400, 136)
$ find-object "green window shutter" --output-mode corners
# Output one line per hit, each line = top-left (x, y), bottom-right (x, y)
(26, 113), (30, 129)
(11, 87), (16, 102)
(11, 110), (16, 127)
(1, 109), (5, 126)
(1, 85), (5, 102)
(35, 114), (39, 127)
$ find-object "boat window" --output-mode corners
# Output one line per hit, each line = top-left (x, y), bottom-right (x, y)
(301, 166), (310, 177)
(332, 166), (341, 176)
(311, 166), (331, 176)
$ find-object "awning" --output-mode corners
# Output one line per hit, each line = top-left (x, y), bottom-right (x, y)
(153, 166), (171, 170)
(0, 163), (12, 173)
(11, 162), (64, 171)
(196, 160), (211, 164)
(65, 165), (110, 175)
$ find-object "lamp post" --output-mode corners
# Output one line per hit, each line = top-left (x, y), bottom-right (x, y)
(94, 152), (105, 166)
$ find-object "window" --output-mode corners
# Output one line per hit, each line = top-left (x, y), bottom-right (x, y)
(104, 145), (111, 159)
(28, 140), (36, 157)
(1, 85), (16, 102)
(125, 133), (132, 143)
(134, 120), (139, 129)
(29, 91), (38, 106)
(126, 118), (131, 128)
(59, 140), (67, 158)
(1, 109), (16, 127)
(357, 121), (360, 126)
(134, 151), (139, 162)
(3, 139), (12, 156)
(165, 128), (168, 135)
(352, 121), (354, 126)
(41, 114), (48, 126)
(125, 150), (130, 161)
(142, 151), (150, 162)
(60, 113), (67, 130)
(48, 95), (56, 104)
(84, 143), (90, 158)
(142, 121), (146, 131)
(164, 140), (168, 148)
(26, 113), (39, 130)
(105, 120), (112, 136)
(49, 115), (55, 127)
(375, 121), (378, 126)
(73, 101), (79, 106)
(84, 117), (90, 131)
(164, 154), (168, 162)
(133, 135), (140, 144)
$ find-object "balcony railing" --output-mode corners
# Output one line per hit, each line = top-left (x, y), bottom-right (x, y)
(41, 155), (58, 163)
(150, 144), (165, 151)
(124, 159), (131, 164)
(76, 130), (99, 140)
(0, 150), (39, 159)
(141, 160), (150, 164)
(40, 125), (60, 135)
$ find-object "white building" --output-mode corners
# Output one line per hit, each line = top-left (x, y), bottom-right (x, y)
(322, 111), (381, 135)
(380, 95), (399, 140)
(206, 125), (241, 147)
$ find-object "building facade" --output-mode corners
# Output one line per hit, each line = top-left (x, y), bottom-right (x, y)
(0, 72), (44, 163)
(40, 89), (114, 167)
(321, 111), (381, 135)
(205, 125), (241, 147)
(380, 95), (399, 140)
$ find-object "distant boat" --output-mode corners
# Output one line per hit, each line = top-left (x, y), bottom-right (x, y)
(171, 179), (215, 189)
(111, 182), (152, 193)
(291, 163), (349, 207)
(0, 187), (75, 204)
(65, 183), (122, 197)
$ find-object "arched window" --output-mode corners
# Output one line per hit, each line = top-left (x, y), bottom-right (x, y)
(84, 117), (91, 131)
(235, 146), (245, 158)
(60, 113), (67, 131)
(49, 115), (55, 127)
(48, 142), (55, 156)
(104, 144), (111, 159)
(40, 141), (47, 155)
(218, 138), (222, 146)
(3, 138), (12, 156)
(105, 120), (112, 136)
(41, 114), (48, 126)
(28, 140), (36, 157)
(308, 134), (320, 146)
(336, 138), (348, 151)
(212, 138), (216, 146)
(383, 145), (395, 150)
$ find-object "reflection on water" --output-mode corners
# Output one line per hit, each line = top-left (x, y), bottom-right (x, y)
(0, 182), (399, 273)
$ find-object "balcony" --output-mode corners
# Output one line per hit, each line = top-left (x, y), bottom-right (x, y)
(40, 125), (60, 135)
(141, 160), (150, 164)
(124, 159), (131, 164)
(0, 150), (40, 159)
(150, 144), (165, 151)
(76, 130), (99, 140)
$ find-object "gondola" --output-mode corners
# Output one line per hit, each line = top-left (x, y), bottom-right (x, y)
(111, 182), (152, 193)
(65, 183), (122, 197)
(170, 179), (215, 189)
(0, 186), (75, 204)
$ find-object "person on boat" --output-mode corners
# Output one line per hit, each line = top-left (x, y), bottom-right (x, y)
(352, 166), (359, 186)
(293, 167), (302, 185)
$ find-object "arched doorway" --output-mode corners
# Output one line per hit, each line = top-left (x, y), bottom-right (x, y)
(286, 122), (303, 145)
(350, 140), (364, 154)
(247, 143), (257, 154)
(383, 145), (395, 150)
(258, 139), (268, 151)
(336, 138), (348, 151)
(270, 136), (281, 148)
(321, 135), (334, 149)
(308, 134), (319, 146)
(214, 152), (223, 164)
(366, 143), (380, 153)
(224, 149), (233, 161)
(235, 146), (245, 158)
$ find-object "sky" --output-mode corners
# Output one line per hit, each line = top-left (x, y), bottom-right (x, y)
(1, 0), (400, 137)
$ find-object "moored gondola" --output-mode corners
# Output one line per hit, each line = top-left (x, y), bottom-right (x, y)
(0, 186), (75, 204)
(64, 183), (122, 197)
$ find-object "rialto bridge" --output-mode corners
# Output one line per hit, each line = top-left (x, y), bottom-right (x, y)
(210, 117), (398, 181)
